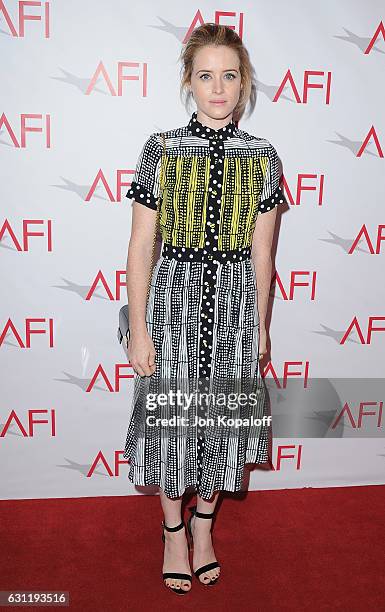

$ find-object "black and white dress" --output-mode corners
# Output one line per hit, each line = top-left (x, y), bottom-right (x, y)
(123, 111), (283, 500)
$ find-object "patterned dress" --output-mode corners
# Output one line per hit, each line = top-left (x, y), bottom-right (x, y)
(123, 111), (283, 500)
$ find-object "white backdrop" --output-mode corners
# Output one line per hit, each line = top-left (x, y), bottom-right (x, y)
(1, 0), (384, 500)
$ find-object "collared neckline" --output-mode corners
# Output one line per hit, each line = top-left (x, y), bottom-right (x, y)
(187, 110), (236, 140)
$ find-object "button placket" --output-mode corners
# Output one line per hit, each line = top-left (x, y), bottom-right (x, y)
(159, 111), (244, 493)
(196, 132), (226, 486)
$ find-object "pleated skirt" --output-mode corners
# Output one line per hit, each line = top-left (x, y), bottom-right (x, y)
(122, 253), (270, 500)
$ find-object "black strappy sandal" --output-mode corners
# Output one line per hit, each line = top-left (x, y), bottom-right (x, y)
(186, 505), (221, 585)
(161, 519), (192, 595)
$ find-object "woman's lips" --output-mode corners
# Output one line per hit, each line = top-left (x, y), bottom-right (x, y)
(210, 100), (226, 104)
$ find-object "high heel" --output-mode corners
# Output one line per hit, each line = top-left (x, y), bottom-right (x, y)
(161, 519), (192, 595)
(186, 505), (221, 586)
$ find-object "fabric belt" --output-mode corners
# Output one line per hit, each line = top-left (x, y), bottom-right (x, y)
(161, 243), (252, 263)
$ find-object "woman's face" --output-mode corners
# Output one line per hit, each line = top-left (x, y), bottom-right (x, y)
(189, 44), (242, 127)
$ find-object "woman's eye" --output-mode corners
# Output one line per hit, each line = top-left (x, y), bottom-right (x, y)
(199, 73), (236, 81)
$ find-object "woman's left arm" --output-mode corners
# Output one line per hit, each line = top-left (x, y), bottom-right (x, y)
(251, 207), (278, 358)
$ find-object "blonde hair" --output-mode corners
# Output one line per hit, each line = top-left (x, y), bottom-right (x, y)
(179, 23), (256, 123)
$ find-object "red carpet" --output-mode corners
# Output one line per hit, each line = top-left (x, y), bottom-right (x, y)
(1, 485), (384, 611)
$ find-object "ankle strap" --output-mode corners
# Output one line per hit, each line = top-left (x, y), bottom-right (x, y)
(195, 510), (214, 519)
(188, 505), (214, 519)
(162, 519), (185, 532)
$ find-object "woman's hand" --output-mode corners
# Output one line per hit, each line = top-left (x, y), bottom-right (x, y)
(127, 330), (157, 377)
(258, 325), (268, 361)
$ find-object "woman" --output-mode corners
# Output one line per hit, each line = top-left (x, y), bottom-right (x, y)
(123, 23), (283, 594)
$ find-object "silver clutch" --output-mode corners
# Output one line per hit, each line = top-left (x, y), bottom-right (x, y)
(117, 304), (129, 352)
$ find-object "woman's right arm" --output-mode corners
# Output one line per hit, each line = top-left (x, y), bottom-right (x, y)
(126, 200), (158, 377)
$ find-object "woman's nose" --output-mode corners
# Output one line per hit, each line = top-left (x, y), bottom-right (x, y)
(212, 78), (224, 93)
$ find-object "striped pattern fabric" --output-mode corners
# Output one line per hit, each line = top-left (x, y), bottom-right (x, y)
(126, 115), (283, 249)
(123, 257), (270, 499)
(123, 112), (281, 500)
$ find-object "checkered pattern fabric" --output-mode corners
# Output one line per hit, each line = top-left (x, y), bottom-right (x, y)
(123, 112), (279, 500)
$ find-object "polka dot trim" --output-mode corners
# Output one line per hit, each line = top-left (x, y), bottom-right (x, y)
(188, 111), (236, 140)
(162, 243), (251, 263)
(258, 184), (284, 213)
(126, 181), (158, 210)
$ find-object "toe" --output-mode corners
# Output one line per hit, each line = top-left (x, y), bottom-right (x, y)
(208, 568), (220, 582)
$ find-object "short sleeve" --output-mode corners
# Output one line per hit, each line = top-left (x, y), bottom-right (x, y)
(259, 143), (284, 213)
(126, 133), (163, 210)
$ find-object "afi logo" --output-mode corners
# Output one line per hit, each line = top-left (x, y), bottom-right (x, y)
(349, 225), (385, 254)
(281, 173), (325, 206)
(262, 363), (310, 386)
(86, 364), (135, 392)
(0, 1), (50, 37)
(1, 410), (56, 437)
(333, 401), (383, 429)
(273, 272), (317, 301)
(87, 451), (129, 477)
(184, 10), (244, 41)
(274, 70), (332, 104)
(0, 318), (54, 348)
(0, 219), (53, 251)
(271, 444), (303, 470)
(84, 271), (127, 301)
(84, 169), (136, 202)
(340, 317), (385, 344)
(86, 61), (148, 97)
(0, 113), (51, 147)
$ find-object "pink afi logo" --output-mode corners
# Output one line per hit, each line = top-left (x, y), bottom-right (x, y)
(271, 445), (303, 470)
(0, 219), (53, 251)
(0, 318), (54, 348)
(0, 409), (56, 437)
(0, 113), (51, 147)
(0, 1), (50, 37)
